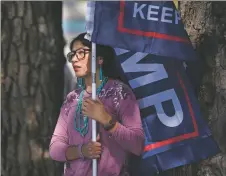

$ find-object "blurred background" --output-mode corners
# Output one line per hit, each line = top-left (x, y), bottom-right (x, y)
(62, 1), (86, 97)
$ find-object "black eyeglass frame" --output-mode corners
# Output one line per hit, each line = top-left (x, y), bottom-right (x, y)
(67, 48), (91, 62)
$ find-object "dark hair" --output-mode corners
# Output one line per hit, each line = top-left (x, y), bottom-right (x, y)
(70, 33), (121, 79)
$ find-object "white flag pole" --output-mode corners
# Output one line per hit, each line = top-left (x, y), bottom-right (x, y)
(85, 1), (97, 174)
(91, 42), (97, 176)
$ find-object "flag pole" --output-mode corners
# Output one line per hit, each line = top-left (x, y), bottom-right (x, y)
(91, 42), (97, 176)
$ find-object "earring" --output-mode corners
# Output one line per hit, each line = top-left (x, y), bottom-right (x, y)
(99, 64), (103, 81)
(77, 78), (85, 89)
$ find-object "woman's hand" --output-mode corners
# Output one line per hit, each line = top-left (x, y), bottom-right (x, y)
(82, 98), (111, 125)
(82, 135), (101, 159)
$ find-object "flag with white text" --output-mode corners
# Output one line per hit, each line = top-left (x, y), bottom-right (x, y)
(86, 1), (197, 61)
(114, 49), (220, 175)
(85, 1), (220, 175)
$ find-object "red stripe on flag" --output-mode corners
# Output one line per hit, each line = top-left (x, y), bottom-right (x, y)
(118, 0), (190, 43)
(143, 72), (199, 152)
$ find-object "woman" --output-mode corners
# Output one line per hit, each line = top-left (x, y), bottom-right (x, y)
(49, 33), (145, 176)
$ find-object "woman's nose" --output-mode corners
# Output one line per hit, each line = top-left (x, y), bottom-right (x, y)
(71, 55), (78, 62)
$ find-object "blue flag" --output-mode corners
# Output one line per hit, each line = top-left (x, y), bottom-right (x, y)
(114, 49), (220, 175)
(85, 1), (220, 175)
(86, 1), (197, 61)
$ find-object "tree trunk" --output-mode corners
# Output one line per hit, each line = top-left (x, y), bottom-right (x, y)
(164, 2), (226, 176)
(1, 2), (65, 176)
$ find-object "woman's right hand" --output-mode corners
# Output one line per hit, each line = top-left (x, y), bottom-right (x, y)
(81, 135), (102, 159)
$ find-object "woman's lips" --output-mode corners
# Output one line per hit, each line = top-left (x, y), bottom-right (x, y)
(73, 66), (81, 72)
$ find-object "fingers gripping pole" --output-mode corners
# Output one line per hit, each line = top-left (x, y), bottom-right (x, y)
(91, 42), (97, 176)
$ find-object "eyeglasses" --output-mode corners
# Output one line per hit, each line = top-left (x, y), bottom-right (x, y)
(67, 48), (91, 62)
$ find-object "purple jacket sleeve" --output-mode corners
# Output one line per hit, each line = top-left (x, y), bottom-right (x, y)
(49, 101), (70, 162)
(109, 89), (145, 156)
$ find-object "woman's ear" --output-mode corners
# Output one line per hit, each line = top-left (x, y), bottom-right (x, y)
(97, 56), (104, 65)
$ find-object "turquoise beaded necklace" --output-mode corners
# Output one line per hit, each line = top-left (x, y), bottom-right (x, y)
(74, 77), (108, 137)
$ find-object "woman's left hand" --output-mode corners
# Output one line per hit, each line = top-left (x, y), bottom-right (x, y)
(82, 98), (111, 125)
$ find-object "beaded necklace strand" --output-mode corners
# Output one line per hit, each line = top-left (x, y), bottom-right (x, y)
(74, 77), (108, 137)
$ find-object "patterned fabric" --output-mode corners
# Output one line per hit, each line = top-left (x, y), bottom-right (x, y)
(99, 80), (130, 109)
(49, 79), (145, 176)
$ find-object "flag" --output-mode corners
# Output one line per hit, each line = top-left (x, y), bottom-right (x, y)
(85, 1), (197, 61)
(114, 49), (220, 175)
(85, 1), (220, 175)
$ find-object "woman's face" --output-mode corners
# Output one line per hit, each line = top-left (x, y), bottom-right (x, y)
(70, 41), (91, 77)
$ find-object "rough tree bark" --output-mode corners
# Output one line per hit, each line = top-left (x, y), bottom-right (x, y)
(181, 2), (226, 176)
(1, 2), (65, 176)
(164, 2), (226, 176)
